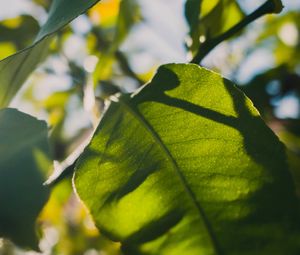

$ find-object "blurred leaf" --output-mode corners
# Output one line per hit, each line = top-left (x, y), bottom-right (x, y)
(114, 0), (140, 47)
(42, 89), (74, 144)
(43, 90), (73, 110)
(97, 81), (121, 99)
(255, 12), (300, 68)
(185, 0), (202, 37)
(0, 37), (52, 108)
(93, 0), (141, 83)
(0, 15), (39, 53)
(276, 127), (300, 198)
(74, 64), (300, 254)
(32, 0), (51, 9)
(0, 0), (102, 108)
(0, 108), (51, 250)
(201, 0), (219, 17)
(285, 120), (300, 137)
(241, 65), (300, 118)
(189, 0), (245, 53)
(89, 0), (121, 26)
(40, 179), (122, 255)
(200, 0), (244, 38)
(40, 180), (73, 226)
(0, 42), (16, 59)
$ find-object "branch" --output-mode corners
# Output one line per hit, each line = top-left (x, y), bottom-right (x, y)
(191, 0), (284, 64)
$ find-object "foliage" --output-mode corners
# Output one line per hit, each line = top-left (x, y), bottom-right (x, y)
(0, 109), (50, 250)
(0, 0), (100, 107)
(0, 0), (300, 254)
(75, 64), (300, 254)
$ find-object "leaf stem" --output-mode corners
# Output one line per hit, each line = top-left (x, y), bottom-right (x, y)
(191, 0), (284, 64)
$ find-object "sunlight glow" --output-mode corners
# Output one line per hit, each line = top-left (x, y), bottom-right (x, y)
(199, 35), (206, 43)
(84, 55), (99, 73)
(71, 15), (92, 34)
(63, 35), (87, 62)
(275, 94), (300, 119)
(39, 227), (59, 252)
(278, 22), (299, 46)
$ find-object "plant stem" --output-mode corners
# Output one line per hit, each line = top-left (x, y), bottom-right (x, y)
(191, 0), (283, 64)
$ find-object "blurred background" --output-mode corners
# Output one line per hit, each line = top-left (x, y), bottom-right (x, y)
(0, 0), (300, 254)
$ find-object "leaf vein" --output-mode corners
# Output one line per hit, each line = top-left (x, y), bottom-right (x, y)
(118, 97), (222, 255)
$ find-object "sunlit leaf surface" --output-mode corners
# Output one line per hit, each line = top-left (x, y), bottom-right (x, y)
(74, 64), (300, 254)
(0, 108), (51, 250)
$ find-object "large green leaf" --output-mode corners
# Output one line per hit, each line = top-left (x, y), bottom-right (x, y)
(0, 108), (51, 250)
(0, 0), (101, 108)
(74, 64), (300, 254)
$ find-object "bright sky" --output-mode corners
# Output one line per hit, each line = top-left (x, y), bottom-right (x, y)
(0, 0), (47, 22)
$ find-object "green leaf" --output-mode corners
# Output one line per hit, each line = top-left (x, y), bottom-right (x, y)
(188, 0), (245, 54)
(0, 15), (40, 54)
(93, 0), (141, 82)
(185, 0), (202, 36)
(200, 0), (244, 39)
(0, 0), (101, 108)
(114, 0), (141, 49)
(0, 108), (51, 250)
(74, 64), (300, 254)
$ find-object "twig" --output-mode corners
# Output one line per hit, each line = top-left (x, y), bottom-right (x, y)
(191, 0), (283, 64)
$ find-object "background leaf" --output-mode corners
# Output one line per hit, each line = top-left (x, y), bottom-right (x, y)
(0, 15), (40, 58)
(187, 0), (245, 54)
(74, 64), (300, 255)
(0, 108), (52, 250)
(0, 0), (102, 108)
(93, 0), (141, 83)
(185, 0), (202, 37)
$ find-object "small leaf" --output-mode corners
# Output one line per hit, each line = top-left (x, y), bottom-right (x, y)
(114, 0), (141, 47)
(93, 0), (141, 82)
(188, 0), (245, 54)
(0, 15), (40, 54)
(74, 64), (300, 254)
(0, 0), (102, 108)
(185, 0), (201, 36)
(0, 108), (51, 250)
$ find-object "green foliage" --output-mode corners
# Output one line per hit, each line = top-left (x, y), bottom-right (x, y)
(93, 0), (141, 84)
(74, 64), (300, 254)
(0, 38), (52, 108)
(0, 108), (51, 250)
(185, 0), (201, 36)
(186, 0), (244, 54)
(2, 0), (300, 254)
(36, 0), (101, 41)
(0, 15), (39, 56)
(199, 0), (244, 39)
(0, 0), (101, 108)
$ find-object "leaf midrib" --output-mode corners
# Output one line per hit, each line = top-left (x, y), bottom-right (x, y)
(117, 97), (222, 255)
